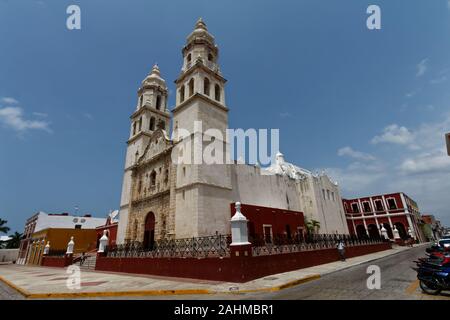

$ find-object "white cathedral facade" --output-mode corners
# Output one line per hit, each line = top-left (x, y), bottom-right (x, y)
(116, 19), (349, 245)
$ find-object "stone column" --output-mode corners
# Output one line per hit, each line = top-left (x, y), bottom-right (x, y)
(380, 224), (389, 240)
(98, 230), (109, 256)
(43, 241), (50, 255)
(66, 236), (75, 255)
(230, 202), (252, 257)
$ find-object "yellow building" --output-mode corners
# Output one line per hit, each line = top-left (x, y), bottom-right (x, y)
(26, 228), (98, 265)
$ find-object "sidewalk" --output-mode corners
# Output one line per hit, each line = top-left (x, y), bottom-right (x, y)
(0, 244), (426, 298)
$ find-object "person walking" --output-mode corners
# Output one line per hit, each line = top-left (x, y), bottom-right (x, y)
(80, 252), (85, 266)
(337, 240), (346, 262)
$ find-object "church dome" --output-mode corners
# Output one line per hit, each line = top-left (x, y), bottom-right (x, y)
(186, 18), (215, 45)
(142, 64), (166, 87)
(263, 152), (313, 180)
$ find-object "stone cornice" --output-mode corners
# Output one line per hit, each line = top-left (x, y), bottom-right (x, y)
(175, 61), (226, 84)
(130, 105), (170, 120)
(138, 84), (168, 95)
(134, 146), (173, 171)
(131, 189), (170, 206)
(171, 92), (228, 115)
(127, 131), (153, 145)
(182, 40), (218, 56)
(176, 181), (232, 192)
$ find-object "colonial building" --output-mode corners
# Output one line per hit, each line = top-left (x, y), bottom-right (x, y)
(343, 192), (425, 242)
(116, 19), (349, 246)
(18, 211), (105, 264)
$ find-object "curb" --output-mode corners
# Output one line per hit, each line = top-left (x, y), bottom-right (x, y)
(0, 275), (32, 298)
(319, 243), (429, 277)
(0, 273), (320, 299)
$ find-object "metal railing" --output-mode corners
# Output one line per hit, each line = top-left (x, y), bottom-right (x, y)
(106, 234), (231, 259)
(105, 233), (384, 258)
(251, 233), (384, 256)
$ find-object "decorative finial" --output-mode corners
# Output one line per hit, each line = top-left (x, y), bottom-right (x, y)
(151, 63), (160, 75)
(195, 17), (207, 31)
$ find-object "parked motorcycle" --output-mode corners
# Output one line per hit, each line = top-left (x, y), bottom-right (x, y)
(413, 254), (450, 295)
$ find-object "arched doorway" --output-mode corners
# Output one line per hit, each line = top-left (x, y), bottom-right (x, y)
(367, 224), (380, 239)
(394, 222), (408, 240)
(356, 225), (367, 238)
(143, 212), (155, 250)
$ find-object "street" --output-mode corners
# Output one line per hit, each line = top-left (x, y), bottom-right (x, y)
(0, 245), (448, 300)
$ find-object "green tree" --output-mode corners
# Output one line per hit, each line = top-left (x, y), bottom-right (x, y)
(306, 219), (321, 235)
(6, 232), (23, 249)
(0, 219), (10, 234)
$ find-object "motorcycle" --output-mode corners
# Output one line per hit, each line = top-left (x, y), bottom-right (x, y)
(413, 255), (450, 295)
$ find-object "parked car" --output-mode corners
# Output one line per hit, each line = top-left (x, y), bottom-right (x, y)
(439, 238), (450, 249)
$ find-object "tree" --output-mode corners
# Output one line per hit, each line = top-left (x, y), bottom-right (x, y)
(6, 232), (23, 249)
(0, 219), (10, 234)
(306, 219), (321, 235)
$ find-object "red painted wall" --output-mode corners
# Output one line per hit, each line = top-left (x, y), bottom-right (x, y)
(230, 203), (305, 239)
(41, 255), (73, 268)
(96, 242), (391, 283)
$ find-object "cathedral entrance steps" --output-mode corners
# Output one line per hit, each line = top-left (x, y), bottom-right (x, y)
(75, 255), (97, 270)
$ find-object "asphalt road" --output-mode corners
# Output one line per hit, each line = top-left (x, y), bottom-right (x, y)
(247, 245), (450, 300)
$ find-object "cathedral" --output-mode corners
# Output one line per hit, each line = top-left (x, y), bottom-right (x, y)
(116, 18), (349, 246)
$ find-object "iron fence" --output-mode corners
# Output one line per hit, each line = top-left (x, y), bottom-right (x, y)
(45, 250), (67, 257)
(105, 233), (384, 258)
(106, 234), (232, 258)
(251, 233), (384, 256)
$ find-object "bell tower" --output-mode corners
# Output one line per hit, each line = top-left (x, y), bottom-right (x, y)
(172, 18), (228, 137)
(172, 19), (232, 238)
(116, 65), (171, 244)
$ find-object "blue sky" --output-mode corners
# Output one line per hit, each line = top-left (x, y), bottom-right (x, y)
(1, 0), (450, 233)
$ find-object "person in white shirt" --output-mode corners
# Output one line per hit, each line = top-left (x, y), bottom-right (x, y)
(336, 240), (346, 262)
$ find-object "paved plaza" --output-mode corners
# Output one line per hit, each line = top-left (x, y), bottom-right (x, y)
(1, 244), (445, 299)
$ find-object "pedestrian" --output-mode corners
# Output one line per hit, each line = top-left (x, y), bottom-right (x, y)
(336, 240), (346, 262)
(80, 252), (85, 266)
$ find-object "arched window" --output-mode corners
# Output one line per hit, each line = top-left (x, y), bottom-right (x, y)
(179, 86), (185, 103)
(187, 53), (192, 63)
(188, 78), (194, 97)
(139, 95), (144, 107)
(203, 77), (210, 96)
(138, 117), (142, 131)
(214, 84), (221, 101)
(156, 95), (161, 110)
(149, 117), (155, 131)
(158, 120), (166, 130)
(132, 122), (136, 135)
(137, 180), (142, 193)
(164, 169), (169, 184)
(150, 170), (156, 187)
(208, 53), (213, 61)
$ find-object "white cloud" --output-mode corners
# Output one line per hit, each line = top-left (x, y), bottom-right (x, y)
(399, 150), (450, 175)
(337, 146), (375, 161)
(371, 124), (414, 146)
(416, 58), (429, 77)
(83, 113), (94, 120)
(326, 114), (450, 225)
(32, 112), (48, 118)
(1, 97), (19, 104)
(0, 106), (51, 133)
